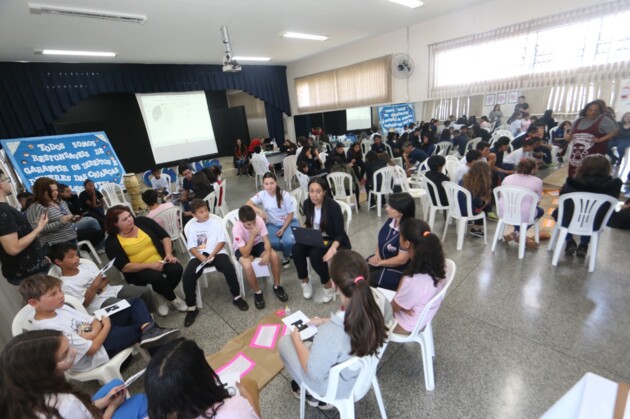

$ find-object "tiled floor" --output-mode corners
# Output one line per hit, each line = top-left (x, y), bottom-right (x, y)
(109, 169), (629, 419)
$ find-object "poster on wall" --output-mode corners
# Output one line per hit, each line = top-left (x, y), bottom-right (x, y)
(378, 103), (415, 134)
(484, 94), (496, 107)
(497, 92), (507, 105)
(508, 91), (519, 104)
(616, 79), (630, 117)
(0, 132), (126, 193)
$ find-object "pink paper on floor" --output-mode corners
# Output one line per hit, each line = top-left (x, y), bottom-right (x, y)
(249, 324), (281, 349)
(215, 352), (256, 380)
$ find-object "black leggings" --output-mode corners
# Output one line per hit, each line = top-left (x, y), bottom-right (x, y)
(182, 254), (241, 306)
(124, 262), (182, 301)
(292, 243), (333, 284)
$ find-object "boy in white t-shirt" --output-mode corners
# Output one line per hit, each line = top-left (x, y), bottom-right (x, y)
(181, 200), (249, 327)
(49, 242), (156, 315)
(18, 274), (178, 372)
(150, 168), (171, 193)
(232, 205), (288, 310)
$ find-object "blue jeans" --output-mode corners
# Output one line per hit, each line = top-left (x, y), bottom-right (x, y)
(102, 298), (153, 358)
(266, 219), (300, 259)
(93, 379), (148, 419)
(608, 137), (630, 164)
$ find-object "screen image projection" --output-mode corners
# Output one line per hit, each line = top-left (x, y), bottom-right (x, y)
(136, 91), (218, 164)
(346, 107), (372, 130)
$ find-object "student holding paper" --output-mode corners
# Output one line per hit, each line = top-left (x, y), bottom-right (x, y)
(278, 250), (388, 410)
(49, 242), (156, 315)
(18, 274), (178, 373)
(145, 338), (260, 419)
(0, 330), (149, 419)
(232, 205), (288, 310)
(181, 199), (249, 327)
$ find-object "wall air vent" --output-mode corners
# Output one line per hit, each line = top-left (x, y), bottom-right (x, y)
(28, 3), (147, 24)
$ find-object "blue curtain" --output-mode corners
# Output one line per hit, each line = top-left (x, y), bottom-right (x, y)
(0, 62), (291, 139)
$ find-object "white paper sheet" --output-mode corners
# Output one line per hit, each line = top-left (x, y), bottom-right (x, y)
(253, 259), (271, 277)
(281, 310), (317, 340)
(216, 352), (255, 381)
(96, 258), (116, 277)
(93, 299), (130, 320)
(250, 324), (281, 349)
(195, 257), (214, 273)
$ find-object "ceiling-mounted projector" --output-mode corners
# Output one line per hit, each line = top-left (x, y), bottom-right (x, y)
(221, 26), (242, 73)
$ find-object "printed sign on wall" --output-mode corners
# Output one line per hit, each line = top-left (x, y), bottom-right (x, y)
(0, 132), (125, 193)
(378, 104), (415, 134)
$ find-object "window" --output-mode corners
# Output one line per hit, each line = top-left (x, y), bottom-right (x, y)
(295, 56), (391, 113)
(429, 2), (630, 98)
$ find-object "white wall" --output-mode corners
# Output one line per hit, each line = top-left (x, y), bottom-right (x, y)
(285, 0), (605, 132)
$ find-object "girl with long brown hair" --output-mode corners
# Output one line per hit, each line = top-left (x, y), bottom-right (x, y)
(460, 160), (492, 238)
(278, 250), (388, 411)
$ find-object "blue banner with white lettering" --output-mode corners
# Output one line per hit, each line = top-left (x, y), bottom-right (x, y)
(377, 104), (415, 134)
(0, 132), (125, 193)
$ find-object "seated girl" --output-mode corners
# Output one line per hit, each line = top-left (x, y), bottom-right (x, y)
(0, 330), (148, 419)
(278, 250), (388, 408)
(392, 219), (447, 335)
(145, 338), (260, 418)
(459, 161), (493, 238)
(297, 146), (325, 176)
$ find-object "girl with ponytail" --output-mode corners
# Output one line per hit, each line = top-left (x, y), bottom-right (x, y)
(247, 172), (300, 268)
(278, 250), (388, 409)
(392, 218), (447, 335)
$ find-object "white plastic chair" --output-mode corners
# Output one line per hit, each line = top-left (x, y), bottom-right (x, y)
(214, 180), (229, 217)
(300, 339), (389, 419)
(77, 240), (102, 266)
(327, 172), (358, 213)
(99, 183), (134, 214)
(393, 166), (428, 217)
(152, 206), (187, 254)
(547, 192), (618, 272)
(389, 259), (456, 391)
(491, 186), (540, 259)
(335, 199), (353, 233)
(184, 214), (245, 306)
(441, 182), (487, 250)
(290, 188), (306, 219)
(202, 191), (217, 215)
(283, 155), (297, 190)
(465, 137), (482, 153)
(444, 159), (460, 178)
(295, 171), (310, 192)
(385, 143), (394, 159)
(361, 139), (373, 158)
(251, 159), (268, 190)
(12, 295), (134, 385)
(319, 151), (328, 166)
(416, 159), (430, 175)
(423, 176), (450, 231)
(434, 141), (452, 156)
(368, 166), (395, 217)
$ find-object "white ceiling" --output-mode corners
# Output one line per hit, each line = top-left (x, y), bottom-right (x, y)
(0, 0), (490, 65)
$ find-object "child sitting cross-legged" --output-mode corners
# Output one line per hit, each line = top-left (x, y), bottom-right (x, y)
(232, 205), (288, 310)
(18, 274), (179, 373)
(181, 199), (249, 327)
(49, 242), (156, 315)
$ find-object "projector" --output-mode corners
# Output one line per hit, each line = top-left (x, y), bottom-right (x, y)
(222, 58), (241, 73)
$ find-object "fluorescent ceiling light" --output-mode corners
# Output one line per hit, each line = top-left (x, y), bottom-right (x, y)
(36, 49), (117, 57)
(281, 32), (328, 41)
(233, 56), (271, 62)
(389, 0), (424, 8)
(28, 3), (147, 24)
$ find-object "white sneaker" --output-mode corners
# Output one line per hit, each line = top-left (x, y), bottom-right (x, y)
(321, 286), (336, 304)
(170, 297), (188, 312)
(302, 281), (313, 299)
(157, 303), (169, 317)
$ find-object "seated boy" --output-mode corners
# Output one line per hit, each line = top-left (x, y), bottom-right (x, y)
(150, 168), (171, 193)
(232, 205), (288, 310)
(18, 274), (178, 372)
(49, 242), (156, 315)
(182, 199), (249, 327)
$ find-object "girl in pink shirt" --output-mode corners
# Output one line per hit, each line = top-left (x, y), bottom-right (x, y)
(392, 219), (447, 334)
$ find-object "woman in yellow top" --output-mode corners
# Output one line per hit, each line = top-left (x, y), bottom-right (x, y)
(105, 205), (186, 316)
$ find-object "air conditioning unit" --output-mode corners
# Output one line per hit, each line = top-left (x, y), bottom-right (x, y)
(28, 3), (147, 24)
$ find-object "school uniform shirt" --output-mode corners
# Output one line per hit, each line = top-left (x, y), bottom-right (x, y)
(0, 202), (48, 282)
(185, 217), (228, 256)
(251, 152), (270, 167)
(31, 305), (109, 372)
(42, 394), (93, 419)
(453, 164), (470, 184)
(60, 262), (123, 314)
(393, 273), (446, 333)
(249, 190), (297, 227)
(232, 216), (267, 250)
(503, 148), (533, 166)
(377, 218), (405, 261)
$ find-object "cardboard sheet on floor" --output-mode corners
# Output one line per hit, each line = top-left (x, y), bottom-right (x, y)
(207, 313), (284, 390)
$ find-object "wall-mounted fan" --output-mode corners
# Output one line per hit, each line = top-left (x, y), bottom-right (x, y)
(391, 53), (415, 79)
